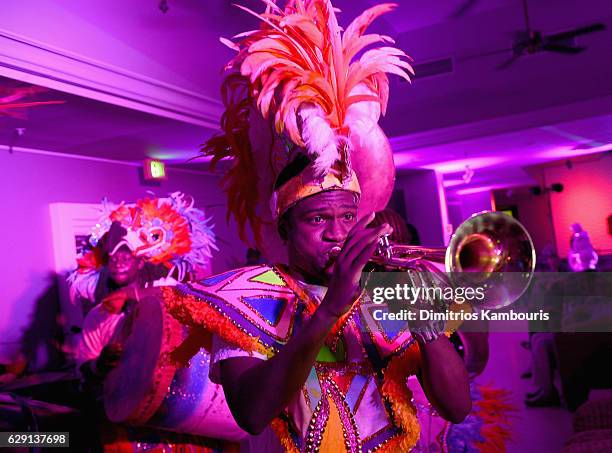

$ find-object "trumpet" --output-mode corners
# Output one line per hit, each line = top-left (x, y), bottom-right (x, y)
(370, 211), (536, 309)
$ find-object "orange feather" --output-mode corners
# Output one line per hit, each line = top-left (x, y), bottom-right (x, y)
(201, 0), (413, 249)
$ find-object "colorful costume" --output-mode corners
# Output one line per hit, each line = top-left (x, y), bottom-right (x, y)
(178, 0), (516, 450)
(70, 191), (217, 367)
(177, 0), (427, 450)
(67, 192), (222, 453)
(165, 265), (422, 452)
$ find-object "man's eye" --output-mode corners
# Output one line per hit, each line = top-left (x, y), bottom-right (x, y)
(310, 216), (324, 224)
(344, 213), (355, 221)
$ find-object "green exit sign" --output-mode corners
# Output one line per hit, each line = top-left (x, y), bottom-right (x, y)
(144, 159), (166, 180)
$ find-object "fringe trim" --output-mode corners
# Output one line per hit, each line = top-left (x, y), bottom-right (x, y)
(162, 287), (273, 358)
(378, 343), (422, 452)
(271, 417), (300, 453)
(474, 385), (515, 453)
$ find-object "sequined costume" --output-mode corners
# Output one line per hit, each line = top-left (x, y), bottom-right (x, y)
(187, 0), (427, 450)
(163, 265), (423, 452)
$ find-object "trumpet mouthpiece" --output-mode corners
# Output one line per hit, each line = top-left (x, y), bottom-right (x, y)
(329, 246), (342, 257)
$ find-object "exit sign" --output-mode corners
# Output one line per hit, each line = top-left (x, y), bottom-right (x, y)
(143, 159), (166, 180)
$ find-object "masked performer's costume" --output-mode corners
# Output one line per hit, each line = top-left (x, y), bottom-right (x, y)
(69, 192), (217, 370)
(69, 191), (217, 304)
(68, 193), (226, 453)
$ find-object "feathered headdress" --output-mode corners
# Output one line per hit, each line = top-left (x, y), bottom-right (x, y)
(202, 0), (413, 259)
(67, 192), (218, 301)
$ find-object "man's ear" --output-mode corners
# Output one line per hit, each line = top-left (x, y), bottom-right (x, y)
(278, 219), (288, 242)
(278, 211), (291, 243)
(137, 257), (145, 270)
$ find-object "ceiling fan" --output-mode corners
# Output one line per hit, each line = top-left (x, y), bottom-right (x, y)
(497, 0), (606, 69)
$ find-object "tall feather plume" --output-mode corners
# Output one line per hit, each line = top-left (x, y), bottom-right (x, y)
(200, 74), (261, 245)
(203, 0), (413, 246)
(299, 104), (337, 175)
(222, 0), (412, 170)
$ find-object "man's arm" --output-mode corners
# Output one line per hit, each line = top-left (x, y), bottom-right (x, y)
(219, 214), (391, 434)
(100, 286), (162, 313)
(219, 307), (339, 434)
(79, 343), (123, 380)
(417, 336), (471, 424)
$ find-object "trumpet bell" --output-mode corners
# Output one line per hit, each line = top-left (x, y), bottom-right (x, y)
(448, 211), (536, 309)
(447, 211), (535, 274)
(376, 211), (536, 309)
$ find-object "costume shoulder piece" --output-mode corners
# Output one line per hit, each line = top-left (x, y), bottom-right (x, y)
(357, 299), (416, 362)
(165, 265), (300, 354)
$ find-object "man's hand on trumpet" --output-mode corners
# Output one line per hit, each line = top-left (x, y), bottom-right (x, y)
(319, 212), (392, 319)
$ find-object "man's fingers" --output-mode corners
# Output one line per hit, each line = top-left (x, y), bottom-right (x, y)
(342, 224), (392, 265)
(355, 212), (376, 230)
(342, 221), (389, 254)
(339, 212), (376, 250)
(352, 237), (381, 270)
(348, 240), (380, 286)
(340, 229), (388, 287)
(341, 228), (381, 265)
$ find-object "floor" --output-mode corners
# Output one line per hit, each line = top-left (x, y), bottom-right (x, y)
(476, 332), (573, 453)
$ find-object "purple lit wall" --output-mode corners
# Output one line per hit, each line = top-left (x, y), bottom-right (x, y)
(493, 187), (554, 254)
(0, 150), (244, 364)
(395, 170), (447, 247)
(540, 154), (611, 257)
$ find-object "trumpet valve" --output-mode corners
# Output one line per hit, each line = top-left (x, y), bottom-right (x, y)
(378, 234), (393, 260)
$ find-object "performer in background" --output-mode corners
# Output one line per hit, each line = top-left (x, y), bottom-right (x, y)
(160, 1), (471, 451)
(70, 192), (217, 379)
(68, 192), (224, 451)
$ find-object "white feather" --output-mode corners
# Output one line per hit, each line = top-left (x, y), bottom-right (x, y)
(299, 104), (338, 177)
(344, 83), (381, 148)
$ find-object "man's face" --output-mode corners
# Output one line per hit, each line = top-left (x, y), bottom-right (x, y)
(284, 190), (359, 284)
(108, 247), (142, 286)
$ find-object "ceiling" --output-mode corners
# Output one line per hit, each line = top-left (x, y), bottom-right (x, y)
(1, 0), (611, 190)
(0, 76), (211, 169)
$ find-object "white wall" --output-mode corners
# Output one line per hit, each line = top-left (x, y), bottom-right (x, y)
(0, 149), (245, 365)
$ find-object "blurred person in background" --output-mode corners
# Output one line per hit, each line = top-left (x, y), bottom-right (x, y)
(525, 244), (563, 407)
(568, 223), (598, 272)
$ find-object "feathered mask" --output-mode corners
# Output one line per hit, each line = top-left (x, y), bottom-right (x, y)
(202, 0), (413, 260)
(67, 192), (218, 300)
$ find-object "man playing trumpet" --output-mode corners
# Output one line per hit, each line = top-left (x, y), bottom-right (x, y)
(163, 1), (471, 451)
